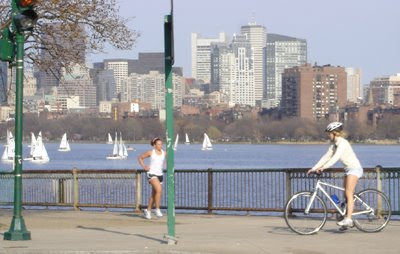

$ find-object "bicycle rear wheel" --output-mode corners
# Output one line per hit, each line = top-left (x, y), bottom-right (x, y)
(284, 191), (327, 235)
(353, 189), (391, 233)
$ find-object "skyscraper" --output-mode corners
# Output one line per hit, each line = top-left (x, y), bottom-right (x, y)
(36, 23), (86, 90)
(121, 71), (184, 109)
(210, 34), (255, 107)
(281, 64), (347, 120)
(240, 22), (267, 103)
(104, 59), (130, 96)
(266, 34), (307, 108)
(345, 67), (362, 103)
(191, 32), (228, 83)
(58, 64), (97, 109)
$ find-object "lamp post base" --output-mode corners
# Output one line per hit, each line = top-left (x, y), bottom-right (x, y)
(4, 216), (31, 241)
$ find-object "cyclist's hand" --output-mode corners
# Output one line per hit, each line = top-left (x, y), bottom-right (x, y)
(307, 168), (323, 175)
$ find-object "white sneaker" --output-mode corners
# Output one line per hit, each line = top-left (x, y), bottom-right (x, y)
(155, 208), (163, 218)
(143, 209), (151, 220)
(337, 217), (353, 227)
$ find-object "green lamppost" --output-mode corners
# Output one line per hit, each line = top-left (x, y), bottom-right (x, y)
(164, 0), (177, 245)
(1, 0), (38, 241)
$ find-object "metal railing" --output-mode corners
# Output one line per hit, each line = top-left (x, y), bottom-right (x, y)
(0, 167), (399, 215)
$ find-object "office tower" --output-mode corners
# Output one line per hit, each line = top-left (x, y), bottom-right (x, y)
(345, 68), (362, 103)
(191, 32), (228, 83)
(121, 71), (184, 109)
(210, 34), (255, 107)
(58, 64), (97, 109)
(281, 64), (347, 120)
(369, 73), (400, 106)
(36, 23), (86, 89)
(240, 22), (267, 103)
(266, 34), (307, 107)
(91, 64), (116, 105)
(104, 59), (130, 95)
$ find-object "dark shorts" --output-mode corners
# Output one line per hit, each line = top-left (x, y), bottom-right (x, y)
(147, 173), (163, 183)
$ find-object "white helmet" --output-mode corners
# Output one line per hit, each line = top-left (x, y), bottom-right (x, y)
(325, 122), (343, 132)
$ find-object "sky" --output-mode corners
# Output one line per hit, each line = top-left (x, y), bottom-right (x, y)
(89, 0), (400, 84)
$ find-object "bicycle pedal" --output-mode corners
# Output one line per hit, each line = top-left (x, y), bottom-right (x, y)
(339, 226), (348, 231)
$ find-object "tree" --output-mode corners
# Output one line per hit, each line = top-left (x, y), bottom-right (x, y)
(0, 0), (139, 71)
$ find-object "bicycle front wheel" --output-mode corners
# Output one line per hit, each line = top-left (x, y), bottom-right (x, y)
(284, 191), (327, 235)
(353, 189), (391, 233)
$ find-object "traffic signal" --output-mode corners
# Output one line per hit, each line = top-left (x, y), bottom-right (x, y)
(0, 28), (15, 62)
(13, 0), (38, 32)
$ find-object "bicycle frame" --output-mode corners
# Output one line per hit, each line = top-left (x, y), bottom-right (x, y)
(305, 179), (374, 216)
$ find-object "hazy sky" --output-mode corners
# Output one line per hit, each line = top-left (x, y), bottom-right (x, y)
(89, 0), (400, 84)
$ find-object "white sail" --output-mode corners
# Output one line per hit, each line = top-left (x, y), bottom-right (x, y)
(58, 133), (71, 152)
(202, 133), (213, 151)
(185, 133), (190, 144)
(122, 142), (128, 157)
(112, 132), (118, 156)
(29, 132), (36, 156)
(173, 134), (179, 150)
(2, 130), (14, 162)
(31, 132), (49, 163)
(107, 133), (113, 144)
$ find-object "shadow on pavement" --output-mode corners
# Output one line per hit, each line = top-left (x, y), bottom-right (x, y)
(133, 234), (165, 244)
(76, 225), (131, 236)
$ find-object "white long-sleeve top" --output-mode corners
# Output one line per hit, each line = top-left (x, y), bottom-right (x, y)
(312, 137), (362, 171)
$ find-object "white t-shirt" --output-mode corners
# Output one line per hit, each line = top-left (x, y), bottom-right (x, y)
(148, 149), (165, 176)
(312, 137), (362, 170)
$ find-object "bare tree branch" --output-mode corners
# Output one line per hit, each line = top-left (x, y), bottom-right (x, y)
(0, 0), (139, 71)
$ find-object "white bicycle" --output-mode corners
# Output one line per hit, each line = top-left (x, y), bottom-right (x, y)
(284, 173), (391, 235)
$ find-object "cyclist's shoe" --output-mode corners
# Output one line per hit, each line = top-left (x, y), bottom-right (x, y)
(143, 209), (151, 220)
(155, 208), (163, 218)
(337, 217), (353, 227)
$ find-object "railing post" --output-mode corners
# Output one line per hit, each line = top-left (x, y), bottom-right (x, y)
(58, 178), (65, 204)
(207, 168), (213, 214)
(285, 171), (292, 202)
(285, 170), (292, 215)
(376, 165), (383, 214)
(72, 168), (79, 211)
(135, 171), (142, 213)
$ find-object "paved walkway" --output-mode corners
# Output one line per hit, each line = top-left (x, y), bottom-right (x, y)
(0, 209), (399, 254)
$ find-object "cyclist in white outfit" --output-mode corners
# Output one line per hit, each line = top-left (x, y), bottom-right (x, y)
(138, 137), (166, 220)
(307, 122), (363, 228)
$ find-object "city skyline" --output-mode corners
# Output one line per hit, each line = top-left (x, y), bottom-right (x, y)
(89, 0), (400, 84)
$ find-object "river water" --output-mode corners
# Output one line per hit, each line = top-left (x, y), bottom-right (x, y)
(1, 143), (399, 171)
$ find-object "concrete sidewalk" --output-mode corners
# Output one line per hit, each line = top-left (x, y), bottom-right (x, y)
(0, 209), (399, 254)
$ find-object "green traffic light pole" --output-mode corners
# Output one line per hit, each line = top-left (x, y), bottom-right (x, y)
(4, 0), (31, 241)
(164, 0), (177, 245)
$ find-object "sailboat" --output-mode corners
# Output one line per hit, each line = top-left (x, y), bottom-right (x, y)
(202, 133), (213, 151)
(24, 132), (37, 161)
(185, 133), (190, 145)
(107, 133), (113, 144)
(30, 131), (50, 163)
(173, 134), (179, 151)
(58, 133), (71, 152)
(1, 130), (15, 163)
(106, 132), (128, 160)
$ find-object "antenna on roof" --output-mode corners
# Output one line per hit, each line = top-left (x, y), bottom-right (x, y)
(249, 11), (256, 25)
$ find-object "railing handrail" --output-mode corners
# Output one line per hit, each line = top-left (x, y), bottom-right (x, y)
(1, 167), (398, 175)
